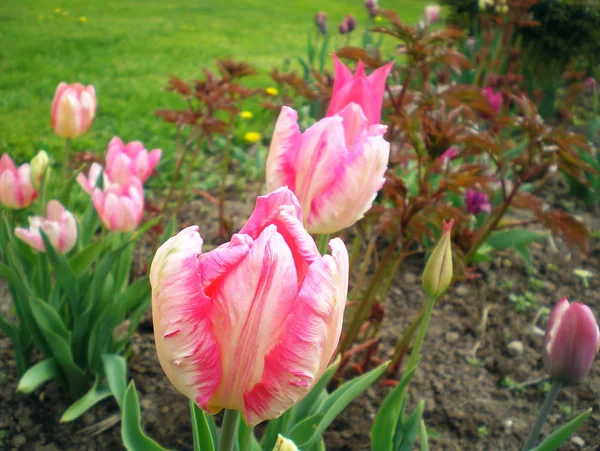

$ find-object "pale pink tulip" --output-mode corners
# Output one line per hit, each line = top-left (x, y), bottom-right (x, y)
(91, 176), (144, 232)
(424, 5), (440, 24)
(267, 103), (389, 234)
(543, 297), (600, 385)
(51, 82), (97, 138)
(0, 154), (38, 209)
(15, 200), (77, 253)
(76, 162), (106, 195)
(105, 137), (162, 184)
(326, 54), (393, 126)
(151, 187), (348, 426)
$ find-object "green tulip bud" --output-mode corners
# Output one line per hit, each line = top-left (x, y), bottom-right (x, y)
(30, 150), (50, 190)
(273, 435), (299, 451)
(422, 219), (454, 298)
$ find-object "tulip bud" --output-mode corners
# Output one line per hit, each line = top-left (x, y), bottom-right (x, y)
(314, 11), (327, 35)
(543, 297), (600, 385)
(51, 82), (96, 138)
(30, 150), (50, 190)
(273, 436), (299, 451)
(344, 14), (357, 33)
(422, 219), (454, 298)
(424, 5), (440, 25)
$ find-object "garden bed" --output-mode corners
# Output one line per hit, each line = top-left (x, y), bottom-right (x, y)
(1, 182), (598, 451)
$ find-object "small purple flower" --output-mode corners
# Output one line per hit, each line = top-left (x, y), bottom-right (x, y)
(584, 76), (596, 92)
(465, 189), (491, 215)
(483, 87), (503, 116)
(543, 297), (600, 385)
(314, 11), (327, 35)
(439, 146), (458, 163)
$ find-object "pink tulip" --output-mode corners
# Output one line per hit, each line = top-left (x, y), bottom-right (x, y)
(105, 137), (162, 184)
(150, 187), (348, 426)
(483, 87), (503, 116)
(76, 162), (106, 195)
(267, 103), (390, 234)
(326, 54), (393, 126)
(15, 200), (77, 253)
(91, 176), (144, 232)
(543, 297), (600, 385)
(424, 5), (440, 24)
(0, 154), (37, 209)
(51, 82), (97, 138)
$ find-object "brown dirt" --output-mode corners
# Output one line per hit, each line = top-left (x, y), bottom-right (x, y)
(1, 186), (600, 451)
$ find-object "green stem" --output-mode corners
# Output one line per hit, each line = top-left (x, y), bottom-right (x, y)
(218, 409), (240, 451)
(173, 138), (204, 219)
(406, 294), (438, 371)
(62, 138), (71, 180)
(522, 379), (562, 451)
(317, 233), (330, 254)
(237, 419), (254, 451)
(218, 135), (234, 236)
(38, 170), (49, 216)
(390, 306), (425, 370)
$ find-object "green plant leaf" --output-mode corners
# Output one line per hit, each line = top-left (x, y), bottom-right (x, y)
(371, 366), (417, 451)
(69, 240), (105, 276)
(17, 358), (59, 394)
(102, 354), (128, 409)
(532, 408), (592, 451)
(30, 297), (70, 342)
(397, 400), (425, 451)
(190, 401), (215, 451)
(486, 229), (546, 251)
(60, 380), (112, 423)
(289, 361), (390, 448)
(122, 382), (170, 451)
(161, 215), (176, 245)
(419, 421), (429, 451)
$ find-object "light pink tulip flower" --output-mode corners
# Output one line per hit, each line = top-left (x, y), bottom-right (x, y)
(326, 54), (393, 126)
(51, 82), (97, 138)
(92, 176), (144, 232)
(151, 187), (348, 426)
(543, 297), (600, 385)
(424, 5), (440, 24)
(76, 162), (106, 195)
(105, 137), (162, 184)
(267, 103), (389, 234)
(0, 154), (38, 209)
(15, 200), (77, 253)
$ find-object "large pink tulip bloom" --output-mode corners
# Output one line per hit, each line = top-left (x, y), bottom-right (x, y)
(92, 176), (144, 232)
(0, 154), (37, 209)
(15, 200), (77, 253)
(326, 54), (393, 126)
(105, 137), (162, 184)
(51, 82), (97, 138)
(151, 187), (348, 426)
(543, 297), (600, 385)
(267, 103), (390, 234)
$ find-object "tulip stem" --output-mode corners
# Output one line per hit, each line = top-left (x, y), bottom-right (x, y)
(62, 138), (71, 180)
(405, 294), (438, 372)
(522, 379), (562, 451)
(218, 409), (240, 451)
(317, 233), (330, 254)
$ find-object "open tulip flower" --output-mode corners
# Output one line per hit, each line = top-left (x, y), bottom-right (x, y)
(15, 200), (77, 254)
(267, 103), (389, 234)
(105, 137), (162, 184)
(326, 54), (393, 126)
(51, 82), (97, 138)
(151, 187), (349, 426)
(92, 176), (144, 232)
(543, 297), (600, 385)
(0, 154), (38, 209)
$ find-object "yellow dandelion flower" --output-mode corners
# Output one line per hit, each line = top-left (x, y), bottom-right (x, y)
(240, 111), (253, 120)
(79, 16), (88, 23)
(265, 87), (279, 96)
(374, 16), (384, 23)
(244, 132), (262, 143)
(55, 8), (61, 13)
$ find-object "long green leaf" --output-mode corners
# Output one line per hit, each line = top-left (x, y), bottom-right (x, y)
(102, 353), (128, 409)
(397, 400), (425, 451)
(69, 240), (105, 276)
(419, 421), (429, 451)
(17, 358), (59, 393)
(486, 229), (546, 250)
(532, 409), (592, 451)
(191, 401), (215, 451)
(0, 316), (27, 374)
(289, 362), (390, 448)
(122, 382), (170, 451)
(60, 381), (112, 423)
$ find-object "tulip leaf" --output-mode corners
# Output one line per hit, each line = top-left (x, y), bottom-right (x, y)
(486, 229), (546, 250)
(40, 230), (80, 312)
(371, 366), (416, 451)
(122, 381), (170, 451)
(17, 358), (59, 394)
(60, 380), (112, 423)
(0, 316), (27, 374)
(190, 401), (215, 451)
(289, 361), (390, 448)
(397, 400), (425, 451)
(532, 408), (592, 451)
(419, 421), (429, 451)
(69, 240), (105, 276)
(102, 354), (128, 408)
(161, 215), (176, 245)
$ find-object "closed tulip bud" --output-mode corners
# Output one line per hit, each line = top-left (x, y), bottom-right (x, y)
(15, 200), (77, 254)
(344, 14), (357, 33)
(267, 103), (389, 234)
(30, 150), (50, 190)
(151, 187), (348, 426)
(314, 11), (327, 35)
(91, 176), (144, 232)
(422, 219), (454, 298)
(51, 82), (96, 138)
(274, 436), (299, 451)
(424, 5), (440, 24)
(338, 20), (349, 35)
(543, 297), (600, 385)
(0, 154), (38, 209)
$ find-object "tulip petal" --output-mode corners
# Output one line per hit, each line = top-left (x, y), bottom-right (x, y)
(266, 107), (301, 192)
(243, 237), (348, 425)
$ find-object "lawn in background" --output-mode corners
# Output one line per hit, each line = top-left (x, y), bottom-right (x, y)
(0, 0), (427, 161)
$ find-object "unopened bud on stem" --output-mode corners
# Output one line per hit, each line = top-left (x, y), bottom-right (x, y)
(422, 219), (454, 298)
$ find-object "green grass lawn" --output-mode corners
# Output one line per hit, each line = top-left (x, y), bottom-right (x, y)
(0, 0), (428, 162)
